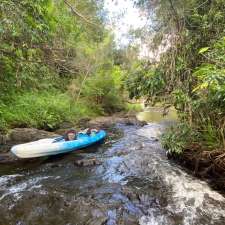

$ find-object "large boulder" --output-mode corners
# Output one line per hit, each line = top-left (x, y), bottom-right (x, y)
(8, 128), (58, 144)
(88, 116), (147, 129)
(0, 128), (58, 153)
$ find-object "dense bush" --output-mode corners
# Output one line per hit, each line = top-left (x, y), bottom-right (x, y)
(0, 0), (127, 132)
(127, 0), (225, 152)
(161, 123), (199, 154)
(0, 91), (96, 131)
(67, 64), (127, 115)
(81, 71), (125, 114)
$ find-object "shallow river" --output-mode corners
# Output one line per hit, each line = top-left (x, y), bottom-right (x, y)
(0, 109), (225, 225)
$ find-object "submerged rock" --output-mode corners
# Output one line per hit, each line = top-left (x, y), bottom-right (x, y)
(0, 152), (18, 163)
(74, 158), (102, 167)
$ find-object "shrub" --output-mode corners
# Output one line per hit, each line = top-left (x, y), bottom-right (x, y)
(161, 123), (199, 154)
(0, 91), (96, 131)
(81, 73), (125, 114)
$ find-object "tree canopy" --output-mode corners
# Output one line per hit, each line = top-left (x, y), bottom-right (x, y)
(127, 0), (225, 152)
(0, 0), (127, 131)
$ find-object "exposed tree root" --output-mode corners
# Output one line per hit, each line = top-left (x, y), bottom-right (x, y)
(169, 147), (225, 191)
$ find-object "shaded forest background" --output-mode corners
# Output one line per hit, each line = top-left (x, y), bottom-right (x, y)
(0, 0), (139, 132)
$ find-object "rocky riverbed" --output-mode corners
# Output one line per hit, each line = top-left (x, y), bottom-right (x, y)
(0, 115), (225, 225)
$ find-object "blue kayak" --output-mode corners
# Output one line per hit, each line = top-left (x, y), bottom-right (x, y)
(11, 130), (106, 158)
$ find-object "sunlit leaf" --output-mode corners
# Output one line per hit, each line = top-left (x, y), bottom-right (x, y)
(198, 47), (209, 54)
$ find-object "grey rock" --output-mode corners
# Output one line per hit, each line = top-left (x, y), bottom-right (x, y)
(9, 128), (58, 144)
(74, 158), (102, 167)
(0, 152), (18, 163)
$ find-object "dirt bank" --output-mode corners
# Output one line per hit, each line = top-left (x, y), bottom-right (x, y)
(168, 146), (225, 190)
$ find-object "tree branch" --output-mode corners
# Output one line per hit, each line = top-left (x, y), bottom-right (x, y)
(168, 0), (181, 31)
(64, 0), (98, 27)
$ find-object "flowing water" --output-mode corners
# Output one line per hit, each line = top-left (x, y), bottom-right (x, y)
(0, 109), (225, 225)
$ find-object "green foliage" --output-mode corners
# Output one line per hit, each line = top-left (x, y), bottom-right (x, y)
(161, 123), (199, 154)
(0, 91), (96, 131)
(190, 37), (225, 147)
(126, 63), (165, 103)
(0, 0), (127, 132)
(200, 119), (221, 149)
(0, 0), (107, 94)
(130, 0), (225, 151)
(0, 0), (58, 94)
(81, 71), (125, 114)
(125, 103), (142, 113)
(198, 47), (209, 54)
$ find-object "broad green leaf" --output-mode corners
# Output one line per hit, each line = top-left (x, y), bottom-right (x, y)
(198, 47), (209, 54)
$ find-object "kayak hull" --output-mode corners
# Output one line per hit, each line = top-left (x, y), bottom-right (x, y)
(11, 130), (106, 158)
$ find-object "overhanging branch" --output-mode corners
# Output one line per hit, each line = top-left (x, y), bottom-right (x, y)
(64, 0), (98, 27)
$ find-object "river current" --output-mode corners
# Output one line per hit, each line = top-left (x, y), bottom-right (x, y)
(0, 109), (225, 225)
